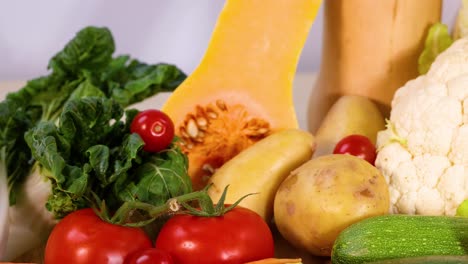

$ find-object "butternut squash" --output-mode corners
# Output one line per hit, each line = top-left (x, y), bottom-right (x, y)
(307, 0), (442, 133)
(162, 0), (322, 190)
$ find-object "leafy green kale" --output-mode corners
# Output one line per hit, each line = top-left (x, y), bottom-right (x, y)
(0, 26), (188, 213)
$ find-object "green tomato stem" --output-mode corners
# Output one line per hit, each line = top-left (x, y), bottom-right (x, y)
(99, 185), (255, 226)
(109, 188), (214, 226)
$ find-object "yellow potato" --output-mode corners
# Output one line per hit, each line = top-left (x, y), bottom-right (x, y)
(273, 154), (389, 256)
(312, 95), (385, 158)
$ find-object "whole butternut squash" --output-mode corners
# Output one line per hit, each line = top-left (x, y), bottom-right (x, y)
(308, 0), (442, 133)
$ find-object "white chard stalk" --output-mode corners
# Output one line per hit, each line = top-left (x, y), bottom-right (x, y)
(4, 166), (55, 261)
(0, 152), (9, 261)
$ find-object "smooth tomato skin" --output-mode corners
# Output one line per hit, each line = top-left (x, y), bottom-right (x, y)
(124, 248), (174, 264)
(155, 206), (275, 264)
(333, 134), (377, 165)
(45, 208), (152, 264)
(130, 109), (175, 153)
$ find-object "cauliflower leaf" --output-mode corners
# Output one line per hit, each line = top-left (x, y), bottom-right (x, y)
(418, 23), (454, 75)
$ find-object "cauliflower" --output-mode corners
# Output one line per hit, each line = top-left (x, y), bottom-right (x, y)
(376, 37), (468, 216)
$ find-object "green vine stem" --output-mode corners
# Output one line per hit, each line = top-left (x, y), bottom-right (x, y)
(93, 185), (256, 227)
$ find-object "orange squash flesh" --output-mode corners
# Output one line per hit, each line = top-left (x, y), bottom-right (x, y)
(162, 0), (322, 190)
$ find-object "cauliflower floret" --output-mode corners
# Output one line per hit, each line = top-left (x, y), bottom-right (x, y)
(376, 37), (468, 216)
(464, 98), (468, 123)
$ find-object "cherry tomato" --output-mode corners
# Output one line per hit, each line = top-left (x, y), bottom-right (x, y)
(125, 248), (174, 264)
(155, 206), (274, 264)
(45, 208), (152, 264)
(333, 134), (377, 165)
(130, 109), (175, 153)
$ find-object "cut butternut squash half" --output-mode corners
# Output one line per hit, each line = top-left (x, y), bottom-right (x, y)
(162, 0), (322, 190)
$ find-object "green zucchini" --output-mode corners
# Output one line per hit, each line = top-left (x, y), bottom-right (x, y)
(365, 255), (468, 264)
(331, 214), (468, 264)
(364, 255), (468, 264)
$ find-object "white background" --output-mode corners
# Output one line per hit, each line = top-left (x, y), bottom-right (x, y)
(0, 1), (462, 81)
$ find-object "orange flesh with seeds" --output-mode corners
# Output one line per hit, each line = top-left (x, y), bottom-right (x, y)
(177, 101), (273, 189)
(162, 0), (322, 190)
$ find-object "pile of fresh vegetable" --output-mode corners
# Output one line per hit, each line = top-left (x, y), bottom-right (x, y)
(0, 24), (298, 264)
(4, 0), (468, 264)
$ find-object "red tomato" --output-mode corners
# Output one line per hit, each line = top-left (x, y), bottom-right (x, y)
(155, 206), (274, 264)
(45, 208), (152, 264)
(125, 248), (174, 264)
(130, 109), (175, 153)
(333, 134), (377, 165)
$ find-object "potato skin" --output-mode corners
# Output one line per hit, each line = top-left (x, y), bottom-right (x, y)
(273, 154), (390, 256)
